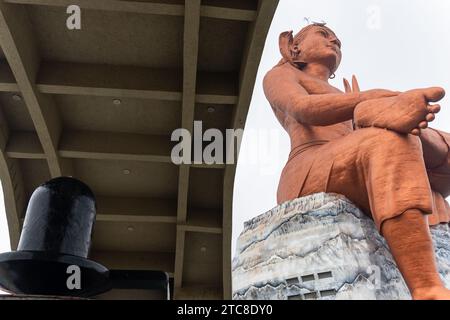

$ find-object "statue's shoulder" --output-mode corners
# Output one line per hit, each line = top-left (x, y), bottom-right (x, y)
(264, 62), (298, 83)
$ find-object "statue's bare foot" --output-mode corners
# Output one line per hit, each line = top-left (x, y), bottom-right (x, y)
(354, 87), (445, 135)
(397, 87), (444, 136)
(412, 286), (450, 300)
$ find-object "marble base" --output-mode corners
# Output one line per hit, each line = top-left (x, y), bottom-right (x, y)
(232, 193), (450, 300)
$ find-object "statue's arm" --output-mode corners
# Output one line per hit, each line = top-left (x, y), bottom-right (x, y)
(263, 67), (396, 126)
(263, 68), (360, 126)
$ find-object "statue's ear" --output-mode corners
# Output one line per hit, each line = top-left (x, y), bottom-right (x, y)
(279, 31), (294, 63)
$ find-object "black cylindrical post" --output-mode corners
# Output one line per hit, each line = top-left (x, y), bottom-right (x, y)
(18, 177), (96, 258)
(0, 177), (110, 297)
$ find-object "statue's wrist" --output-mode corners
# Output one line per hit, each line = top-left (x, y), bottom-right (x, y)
(355, 92), (365, 104)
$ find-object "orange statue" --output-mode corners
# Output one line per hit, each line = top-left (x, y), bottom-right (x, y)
(263, 23), (450, 300)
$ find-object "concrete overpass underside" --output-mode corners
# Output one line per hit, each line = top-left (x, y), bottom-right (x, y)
(0, 0), (278, 299)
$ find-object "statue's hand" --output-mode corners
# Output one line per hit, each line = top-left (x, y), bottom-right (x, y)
(354, 87), (444, 136)
(343, 76), (400, 99)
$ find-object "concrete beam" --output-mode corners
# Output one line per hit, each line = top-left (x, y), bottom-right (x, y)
(174, 0), (201, 295)
(90, 250), (175, 277)
(4, 0), (256, 21)
(96, 196), (178, 225)
(222, 0), (280, 299)
(5, 131), (45, 159)
(0, 2), (73, 177)
(5, 130), (225, 169)
(36, 62), (237, 104)
(59, 130), (173, 163)
(0, 107), (25, 248)
(0, 60), (19, 92)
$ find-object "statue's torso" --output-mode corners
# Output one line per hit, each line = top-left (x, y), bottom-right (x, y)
(268, 63), (353, 203)
(272, 63), (353, 151)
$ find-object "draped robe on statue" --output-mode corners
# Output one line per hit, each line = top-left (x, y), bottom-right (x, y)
(277, 119), (450, 232)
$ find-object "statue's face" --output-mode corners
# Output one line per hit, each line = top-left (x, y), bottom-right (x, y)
(297, 26), (342, 73)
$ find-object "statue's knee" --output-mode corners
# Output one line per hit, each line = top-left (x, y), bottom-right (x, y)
(358, 127), (421, 152)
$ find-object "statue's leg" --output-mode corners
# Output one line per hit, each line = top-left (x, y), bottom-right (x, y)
(298, 127), (450, 299)
(382, 209), (450, 299)
(426, 129), (450, 198)
(414, 127), (450, 225)
(300, 127), (434, 231)
(379, 129), (450, 299)
(422, 128), (450, 171)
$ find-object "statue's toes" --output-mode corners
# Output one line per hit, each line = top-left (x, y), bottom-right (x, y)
(428, 104), (441, 114)
(419, 121), (428, 129)
(426, 113), (436, 122)
(411, 128), (421, 136)
(424, 87), (445, 103)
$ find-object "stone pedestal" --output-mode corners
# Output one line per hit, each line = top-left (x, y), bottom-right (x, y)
(232, 193), (450, 300)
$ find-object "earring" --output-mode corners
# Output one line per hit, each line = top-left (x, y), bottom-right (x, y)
(292, 46), (300, 60)
(330, 73), (336, 79)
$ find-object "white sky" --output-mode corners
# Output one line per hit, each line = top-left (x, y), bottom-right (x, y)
(232, 0), (450, 256)
(1, 0), (450, 263)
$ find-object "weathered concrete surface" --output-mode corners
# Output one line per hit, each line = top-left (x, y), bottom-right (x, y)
(232, 193), (450, 300)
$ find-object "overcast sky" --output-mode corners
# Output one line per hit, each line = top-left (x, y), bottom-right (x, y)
(1, 0), (450, 262)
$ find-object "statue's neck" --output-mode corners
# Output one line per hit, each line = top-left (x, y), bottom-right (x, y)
(282, 63), (340, 95)
(298, 63), (332, 82)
